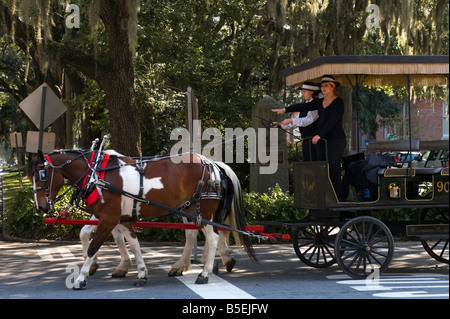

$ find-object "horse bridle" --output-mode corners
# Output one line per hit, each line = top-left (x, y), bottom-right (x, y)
(32, 160), (53, 209)
(32, 151), (92, 210)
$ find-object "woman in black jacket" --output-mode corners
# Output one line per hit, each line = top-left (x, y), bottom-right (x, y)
(273, 75), (346, 200)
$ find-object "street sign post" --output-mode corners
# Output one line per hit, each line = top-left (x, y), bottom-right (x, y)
(25, 131), (56, 154)
(19, 83), (67, 153)
(9, 132), (23, 148)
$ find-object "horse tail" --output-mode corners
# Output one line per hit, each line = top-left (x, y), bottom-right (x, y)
(214, 162), (258, 263)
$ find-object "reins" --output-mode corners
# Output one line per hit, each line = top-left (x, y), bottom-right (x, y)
(251, 114), (299, 138)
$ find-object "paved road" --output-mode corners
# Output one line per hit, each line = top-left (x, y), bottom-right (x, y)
(0, 240), (448, 302)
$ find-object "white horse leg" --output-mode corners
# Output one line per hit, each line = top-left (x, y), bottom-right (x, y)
(200, 228), (219, 275)
(168, 228), (198, 276)
(110, 225), (133, 278)
(196, 225), (219, 284)
(119, 224), (148, 286)
(217, 230), (237, 272)
(200, 228), (210, 266)
(80, 222), (99, 276)
(80, 224), (94, 260)
(73, 254), (97, 290)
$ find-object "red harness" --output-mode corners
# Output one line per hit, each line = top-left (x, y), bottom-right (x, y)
(81, 153), (110, 205)
(45, 154), (53, 165)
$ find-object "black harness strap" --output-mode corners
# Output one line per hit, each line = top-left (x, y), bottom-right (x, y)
(190, 158), (225, 226)
(131, 159), (145, 222)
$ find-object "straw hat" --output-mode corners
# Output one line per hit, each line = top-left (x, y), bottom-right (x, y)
(299, 81), (320, 92)
(320, 74), (341, 87)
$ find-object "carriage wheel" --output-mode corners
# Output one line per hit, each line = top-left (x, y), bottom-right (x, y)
(293, 225), (338, 268)
(419, 208), (449, 264)
(422, 238), (449, 264)
(334, 216), (394, 279)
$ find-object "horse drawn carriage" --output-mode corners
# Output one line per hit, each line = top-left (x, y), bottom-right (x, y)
(282, 55), (449, 279)
(33, 55), (448, 287)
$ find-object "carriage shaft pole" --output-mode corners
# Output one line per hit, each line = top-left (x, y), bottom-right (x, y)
(44, 218), (265, 232)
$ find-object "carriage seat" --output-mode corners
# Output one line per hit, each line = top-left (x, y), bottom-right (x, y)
(367, 139), (421, 153)
(377, 167), (443, 176)
(415, 167), (443, 175)
(367, 139), (448, 176)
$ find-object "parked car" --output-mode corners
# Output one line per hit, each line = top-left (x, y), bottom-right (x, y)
(392, 151), (422, 167)
(413, 149), (449, 168)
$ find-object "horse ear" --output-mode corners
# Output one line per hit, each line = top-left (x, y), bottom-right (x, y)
(37, 150), (45, 163)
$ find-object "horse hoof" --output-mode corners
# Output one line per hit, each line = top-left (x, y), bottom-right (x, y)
(73, 281), (87, 290)
(195, 274), (209, 284)
(168, 268), (183, 277)
(226, 258), (236, 272)
(133, 278), (147, 287)
(89, 263), (99, 276)
(111, 269), (128, 278)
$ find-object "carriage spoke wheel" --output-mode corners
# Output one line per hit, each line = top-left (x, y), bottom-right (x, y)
(293, 225), (338, 268)
(422, 238), (449, 264)
(334, 216), (394, 279)
(420, 208), (449, 264)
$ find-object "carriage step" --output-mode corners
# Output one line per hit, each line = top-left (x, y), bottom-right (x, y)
(406, 224), (449, 240)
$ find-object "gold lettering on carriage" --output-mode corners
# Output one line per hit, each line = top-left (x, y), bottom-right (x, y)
(436, 181), (449, 193)
(170, 120), (279, 174)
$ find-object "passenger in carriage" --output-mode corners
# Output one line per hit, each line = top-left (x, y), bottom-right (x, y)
(271, 82), (320, 161)
(272, 75), (347, 200)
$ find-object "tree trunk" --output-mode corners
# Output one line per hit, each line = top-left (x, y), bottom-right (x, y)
(103, 80), (141, 156)
(96, 0), (141, 156)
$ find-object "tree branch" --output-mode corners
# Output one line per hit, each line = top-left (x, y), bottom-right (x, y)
(59, 44), (110, 86)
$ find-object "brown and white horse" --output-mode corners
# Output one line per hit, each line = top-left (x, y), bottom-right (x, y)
(27, 150), (256, 289)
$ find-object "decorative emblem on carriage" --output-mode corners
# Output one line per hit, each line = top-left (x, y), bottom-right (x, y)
(301, 169), (317, 205)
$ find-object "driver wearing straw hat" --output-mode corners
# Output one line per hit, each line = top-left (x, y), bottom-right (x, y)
(272, 75), (347, 200)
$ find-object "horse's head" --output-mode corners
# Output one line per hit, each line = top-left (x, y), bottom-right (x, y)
(27, 151), (65, 213)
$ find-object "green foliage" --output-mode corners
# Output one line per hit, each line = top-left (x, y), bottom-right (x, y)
(68, 80), (109, 141)
(373, 207), (449, 224)
(4, 186), (40, 237)
(2, 173), (46, 238)
(3, 173), (88, 240)
(353, 86), (403, 138)
(243, 184), (306, 223)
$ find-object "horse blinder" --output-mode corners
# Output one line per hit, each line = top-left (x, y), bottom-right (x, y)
(38, 169), (47, 182)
